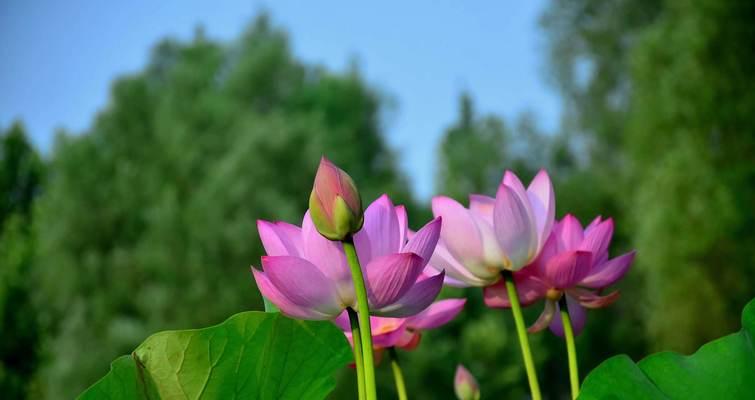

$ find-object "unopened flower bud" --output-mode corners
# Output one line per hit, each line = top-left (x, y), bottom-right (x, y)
(309, 156), (363, 240)
(454, 364), (480, 400)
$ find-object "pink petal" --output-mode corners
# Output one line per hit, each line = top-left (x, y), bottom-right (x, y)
(568, 287), (621, 309)
(526, 169), (556, 248)
(406, 298), (466, 330)
(584, 216), (603, 234)
(354, 195), (400, 264)
(370, 318), (409, 348)
(431, 196), (484, 265)
(334, 313), (409, 349)
(469, 211), (504, 268)
(549, 296), (587, 337)
(443, 275), (473, 288)
(373, 271), (445, 317)
(312, 157), (341, 219)
(257, 220), (303, 257)
(262, 256), (343, 317)
(482, 267), (548, 308)
(529, 232), (559, 273)
(469, 194), (495, 223)
(396, 331), (422, 350)
(428, 239), (495, 287)
(493, 184), (538, 270)
(313, 157), (361, 215)
(252, 268), (331, 320)
(580, 251), (636, 288)
(395, 205), (408, 247)
(301, 213), (352, 284)
(555, 214), (583, 252)
(333, 310), (351, 331)
(528, 299), (557, 333)
(502, 170), (530, 206)
(579, 218), (614, 262)
(541, 250), (593, 289)
(402, 217), (442, 264)
(481, 281), (511, 308)
(365, 253), (425, 309)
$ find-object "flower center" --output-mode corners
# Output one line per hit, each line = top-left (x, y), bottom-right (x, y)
(546, 288), (563, 301)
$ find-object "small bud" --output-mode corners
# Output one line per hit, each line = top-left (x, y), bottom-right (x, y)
(454, 364), (480, 400)
(309, 157), (364, 240)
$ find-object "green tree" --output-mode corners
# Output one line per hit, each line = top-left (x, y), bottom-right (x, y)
(436, 93), (508, 200)
(0, 122), (44, 227)
(436, 93), (548, 200)
(0, 122), (45, 399)
(537, 0), (664, 375)
(627, 0), (755, 351)
(540, 0), (662, 165)
(539, 0), (663, 225)
(32, 15), (417, 399)
(541, 0), (755, 357)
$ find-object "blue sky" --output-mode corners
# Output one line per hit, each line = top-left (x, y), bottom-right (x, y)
(0, 0), (560, 199)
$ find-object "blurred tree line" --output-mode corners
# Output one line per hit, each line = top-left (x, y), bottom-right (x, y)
(2, 0), (755, 398)
(0, 122), (45, 399)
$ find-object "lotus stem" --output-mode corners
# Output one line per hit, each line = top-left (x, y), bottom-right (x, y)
(559, 296), (580, 399)
(343, 238), (377, 400)
(502, 270), (542, 400)
(348, 308), (366, 400)
(389, 347), (408, 400)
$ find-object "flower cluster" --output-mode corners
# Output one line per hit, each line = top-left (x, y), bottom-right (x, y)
(251, 157), (635, 400)
(426, 170), (634, 335)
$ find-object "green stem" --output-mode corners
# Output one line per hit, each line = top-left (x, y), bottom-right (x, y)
(559, 296), (580, 399)
(348, 308), (366, 400)
(389, 347), (408, 400)
(502, 271), (542, 400)
(343, 239), (377, 400)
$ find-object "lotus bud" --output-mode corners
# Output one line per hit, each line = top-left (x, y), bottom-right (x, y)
(454, 364), (480, 400)
(309, 156), (364, 240)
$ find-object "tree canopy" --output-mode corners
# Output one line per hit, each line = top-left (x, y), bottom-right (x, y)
(31, 15), (416, 398)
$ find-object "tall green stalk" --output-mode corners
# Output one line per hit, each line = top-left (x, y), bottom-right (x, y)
(343, 239), (377, 400)
(348, 308), (366, 400)
(388, 347), (408, 400)
(559, 297), (580, 399)
(502, 271), (542, 400)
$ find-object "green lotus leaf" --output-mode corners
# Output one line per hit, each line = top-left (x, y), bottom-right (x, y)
(580, 298), (755, 399)
(78, 311), (351, 399)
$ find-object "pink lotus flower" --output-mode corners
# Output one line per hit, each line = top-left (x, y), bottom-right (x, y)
(252, 195), (446, 320)
(486, 214), (636, 336)
(309, 157), (364, 240)
(429, 170), (555, 286)
(454, 364), (480, 400)
(335, 298), (466, 351)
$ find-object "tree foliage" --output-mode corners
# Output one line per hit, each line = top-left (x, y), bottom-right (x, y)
(31, 15), (415, 399)
(541, 0), (755, 355)
(0, 122), (45, 399)
(627, 0), (755, 351)
(436, 93), (549, 200)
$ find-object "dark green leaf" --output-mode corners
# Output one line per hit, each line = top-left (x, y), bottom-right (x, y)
(78, 311), (351, 400)
(579, 298), (755, 399)
(76, 355), (145, 400)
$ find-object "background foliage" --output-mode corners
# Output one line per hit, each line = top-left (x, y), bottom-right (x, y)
(1, 0), (754, 398)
